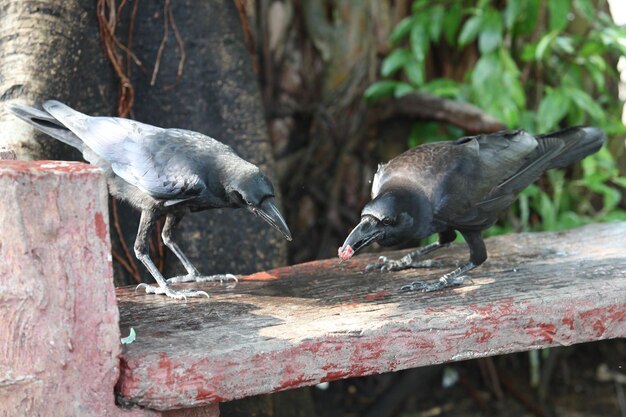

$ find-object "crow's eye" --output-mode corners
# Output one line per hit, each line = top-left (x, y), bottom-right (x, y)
(382, 218), (393, 226)
(230, 191), (246, 205)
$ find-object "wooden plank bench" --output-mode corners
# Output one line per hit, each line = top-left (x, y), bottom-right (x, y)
(116, 222), (626, 412)
(2, 160), (625, 416)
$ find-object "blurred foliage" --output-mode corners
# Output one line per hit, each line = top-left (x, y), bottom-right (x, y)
(366, 0), (626, 235)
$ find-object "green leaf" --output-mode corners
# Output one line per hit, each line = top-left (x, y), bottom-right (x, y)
(471, 53), (500, 86)
(504, 0), (522, 29)
(408, 121), (449, 147)
(421, 79), (461, 98)
(613, 177), (626, 188)
(515, 0), (541, 36)
(519, 186), (532, 230)
(497, 97), (522, 127)
(458, 15), (483, 47)
(602, 210), (626, 222)
(585, 57), (606, 91)
(599, 27), (626, 56)
(121, 328), (136, 345)
(429, 5), (445, 42)
(518, 110), (537, 133)
(579, 39), (604, 57)
(563, 64), (583, 87)
(537, 87), (570, 132)
(381, 48), (411, 77)
(411, 0), (429, 13)
(364, 81), (399, 101)
(443, 2), (463, 44)
(390, 16), (413, 44)
(394, 82), (415, 98)
(566, 88), (605, 121)
(566, 103), (585, 126)
(604, 120), (626, 136)
(469, 51), (525, 127)
(535, 31), (558, 61)
(521, 42), (537, 62)
(557, 211), (588, 229)
(554, 36), (574, 55)
(410, 20), (429, 62)
(479, 10), (503, 53)
(476, 0), (490, 9)
(404, 60), (425, 86)
(573, 0), (594, 20)
(602, 187), (622, 211)
(539, 192), (556, 230)
(586, 182), (621, 211)
(500, 50), (525, 107)
(548, 0), (571, 32)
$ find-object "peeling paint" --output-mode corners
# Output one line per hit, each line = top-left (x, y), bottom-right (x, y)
(525, 320), (557, 343)
(561, 317), (574, 330)
(241, 271), (278, 281)
(94, 212), (107, 242)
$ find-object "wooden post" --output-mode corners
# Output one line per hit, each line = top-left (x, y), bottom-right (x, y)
(0, 160), (121, 415)
(0, 160), (219, 416)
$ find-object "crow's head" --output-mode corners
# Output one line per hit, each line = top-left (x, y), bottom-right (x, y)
(226, 167), (292, 241)
(338, 189), (430, 260)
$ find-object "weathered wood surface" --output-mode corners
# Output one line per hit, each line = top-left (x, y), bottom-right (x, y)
(0, 161), (122, 416)
(117, 222), (626, 410)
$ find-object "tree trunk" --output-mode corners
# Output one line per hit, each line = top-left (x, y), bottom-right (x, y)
(0, 0), (286, 284)
(111, 0), (286, 283)
(0, 0), (115, 160)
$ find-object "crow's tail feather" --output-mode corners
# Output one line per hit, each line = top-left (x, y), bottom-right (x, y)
(539, 126), (606, 170)
(486, 126), (605, 203)
(6, 102), (85, 152)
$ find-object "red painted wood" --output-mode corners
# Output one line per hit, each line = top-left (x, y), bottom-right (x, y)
(116, 223), (626, 411)
(0, 161), (221, 417)
(0, 161), (122, 416)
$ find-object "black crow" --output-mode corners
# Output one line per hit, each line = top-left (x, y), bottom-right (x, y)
(9, 100), (292, 299)
(339, 127), (605, 292)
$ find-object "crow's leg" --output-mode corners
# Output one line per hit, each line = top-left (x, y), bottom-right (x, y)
(161, 212), (238, 285)
(366, 230), (457, 272)
(401, 230), (486, 292)
(134, 210), (209, 299)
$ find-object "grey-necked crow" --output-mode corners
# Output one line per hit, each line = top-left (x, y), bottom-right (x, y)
(9, 100), (292, 299)
(339, 127), (605, 292)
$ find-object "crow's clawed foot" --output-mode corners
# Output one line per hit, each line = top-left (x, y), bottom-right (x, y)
(400, 274), (468, 293)
(366, 255), (444, 272)
(366, 254), (413, 272)
(167, 273), (238, 287)
(135, 283), (210, 300)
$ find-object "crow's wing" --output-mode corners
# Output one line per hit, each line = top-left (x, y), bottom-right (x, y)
(43, 100), (215, 200)
(433, 130), (546, 228)
(471, 127), (604, 216)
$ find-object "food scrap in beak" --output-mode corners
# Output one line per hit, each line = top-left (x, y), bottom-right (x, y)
(338, 244), (355, 261)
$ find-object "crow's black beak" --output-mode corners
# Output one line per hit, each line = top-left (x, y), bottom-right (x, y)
(250, 197), (292, 241)
(339, 216), (383, 259)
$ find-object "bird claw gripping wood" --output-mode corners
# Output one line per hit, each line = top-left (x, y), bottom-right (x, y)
(400, 274), (468, 293)
(400, 262), (475, 292)
(135, 283), (210, 300)
(167, 273), (239, 288)
(366, 255), (444, 272)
